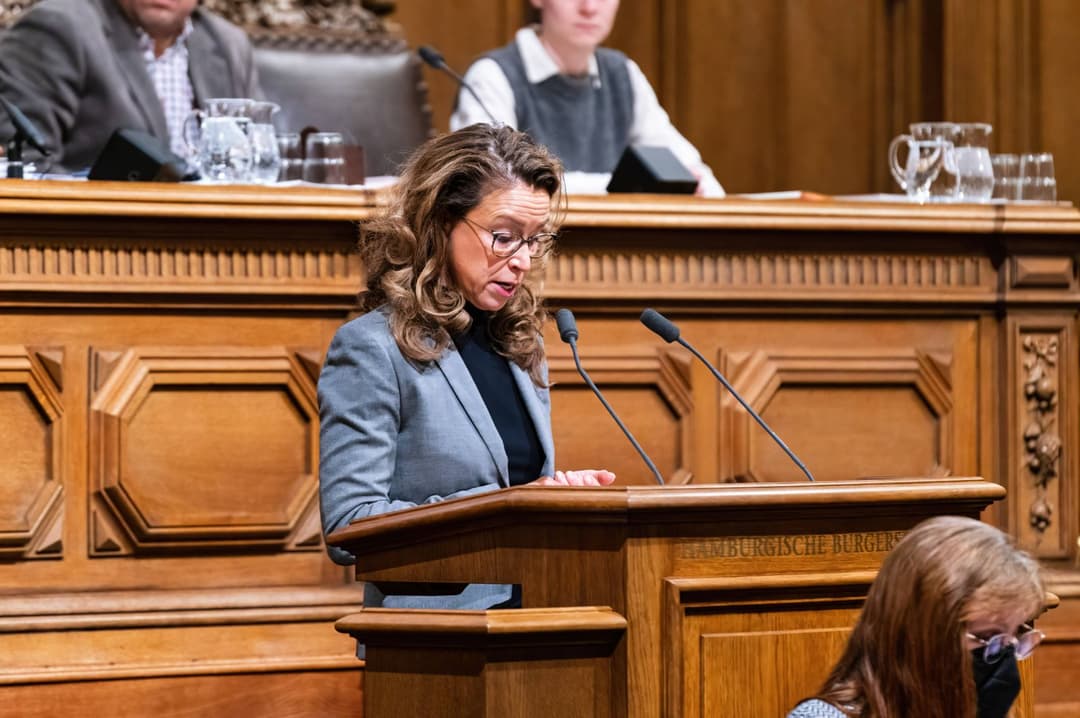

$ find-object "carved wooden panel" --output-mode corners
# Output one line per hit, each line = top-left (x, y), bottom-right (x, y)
(0, 346), (64, 560)
(1008, 318), (1077, 562)
(719, 350), (954, 482)
(548, 348), (693, 485)
(88, 347), (322, 556)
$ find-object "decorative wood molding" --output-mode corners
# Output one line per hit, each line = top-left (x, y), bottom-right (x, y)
(546, 250), (995, 302)
(88, 347), (321, 556)
(0, 241), (360, 297)
(0, 346), (64, 560)
(294, 349), (323, 384)
(1021, 334), (1062, 538)
(1011, 256), (1076, 289)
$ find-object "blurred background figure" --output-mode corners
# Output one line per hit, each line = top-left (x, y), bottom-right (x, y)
(450, 0), (722, 196)
(0, 0), (260, 171)
(787, 515), (1045, 718)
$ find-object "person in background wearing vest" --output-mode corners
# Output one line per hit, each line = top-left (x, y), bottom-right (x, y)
(450, 0), (723, 197)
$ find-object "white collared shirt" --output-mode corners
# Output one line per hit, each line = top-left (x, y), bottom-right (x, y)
(450, 27), (723, 197)
(136, 19), (196, 158)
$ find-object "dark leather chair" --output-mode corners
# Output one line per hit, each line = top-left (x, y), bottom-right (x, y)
(253, 33), (432, 177)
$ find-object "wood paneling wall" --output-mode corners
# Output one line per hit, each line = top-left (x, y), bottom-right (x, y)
(390, 0), (1080, 201)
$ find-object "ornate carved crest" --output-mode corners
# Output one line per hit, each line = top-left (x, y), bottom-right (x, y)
(1, 1), (399, 37)
(202, 0), (403, 50)
(0, 1), (38, 27)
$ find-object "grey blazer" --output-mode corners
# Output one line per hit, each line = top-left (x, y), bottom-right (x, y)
(0, 0), (260, 171)
(318, 307), (555, 609)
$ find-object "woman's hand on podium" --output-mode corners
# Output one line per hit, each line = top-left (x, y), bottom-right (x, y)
(530, 469), (616, 487)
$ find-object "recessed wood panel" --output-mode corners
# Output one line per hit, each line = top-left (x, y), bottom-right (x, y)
(755, 385), (939, 481)
(549, 350), (693, 484)
(90, 348), (320, 553)
(701, 628), (850, 717)
(124, 386), (310, 527)
(721, 350), (955, 483)
(551, 386), (680, 484)
(0, 671), (362, 718)
(0, 347), (64, 559)
(0, 387), (50, 527)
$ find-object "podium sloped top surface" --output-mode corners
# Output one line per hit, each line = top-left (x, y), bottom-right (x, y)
(327, 478), (1003, 558)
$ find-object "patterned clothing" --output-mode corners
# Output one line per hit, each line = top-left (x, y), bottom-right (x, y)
(136, 19), (195, 157)
(787, 699), (849, 718)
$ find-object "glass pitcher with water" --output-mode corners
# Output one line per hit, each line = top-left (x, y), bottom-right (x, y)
(182, 98), (254, 181)
(889, 122), (958, 201)
(951, 123), (994, 202)
(247, 101), (281, 184)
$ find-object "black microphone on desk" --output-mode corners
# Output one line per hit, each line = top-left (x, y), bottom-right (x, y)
(556, 308), (664, 485)
(0, 95), (50, 179)
(417, 45), (500, 126)
(640, 308), (816, 482)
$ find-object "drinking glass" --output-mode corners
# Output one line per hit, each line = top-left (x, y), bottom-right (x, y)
(991, 154), (1021, 200)
(1019, 153), (1057, 202)
(892, 138), (955, 203)
(248, 124), (281, 184)
(276, 132), (303, 181)
(302, 132), (346, 184)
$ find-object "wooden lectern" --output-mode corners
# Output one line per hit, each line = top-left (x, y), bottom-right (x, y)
(329, 478), (1004, 717)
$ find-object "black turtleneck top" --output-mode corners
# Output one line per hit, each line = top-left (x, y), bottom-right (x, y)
(452, 306), (546, 485)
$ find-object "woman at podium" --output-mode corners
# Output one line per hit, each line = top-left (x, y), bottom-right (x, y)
(318, 123), (615, 611)
(787, 516), (1045, 718)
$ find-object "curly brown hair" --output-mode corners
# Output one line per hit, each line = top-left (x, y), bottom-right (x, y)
(358, 124), (564, 386)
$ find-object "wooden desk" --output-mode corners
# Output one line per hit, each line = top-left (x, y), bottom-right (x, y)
(0, 181), (1077, 715)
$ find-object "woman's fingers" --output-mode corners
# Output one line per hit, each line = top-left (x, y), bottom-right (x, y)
(529, 469), (617, 486)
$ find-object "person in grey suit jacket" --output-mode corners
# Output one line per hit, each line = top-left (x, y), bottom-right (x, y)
(0, 0), (260, 171)
(319, 124), (616, 611)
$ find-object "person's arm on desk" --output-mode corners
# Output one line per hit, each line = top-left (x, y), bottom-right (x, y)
(625, 59), (724, 198)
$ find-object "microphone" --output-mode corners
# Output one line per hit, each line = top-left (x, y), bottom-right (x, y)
(417, 45), (500, 126)
(0, 95), (50, 179)
(640, 308), (816, 482)
(556, 308), (664, 485)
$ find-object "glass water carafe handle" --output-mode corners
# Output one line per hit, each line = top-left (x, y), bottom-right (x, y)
(888, 134), (914, 190)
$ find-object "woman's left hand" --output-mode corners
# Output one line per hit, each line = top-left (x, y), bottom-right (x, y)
(531, 469), (616, 487)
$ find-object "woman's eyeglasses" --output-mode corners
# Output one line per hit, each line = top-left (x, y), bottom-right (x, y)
(461, 216), (557, 258)
(966, 624), (1044, 663)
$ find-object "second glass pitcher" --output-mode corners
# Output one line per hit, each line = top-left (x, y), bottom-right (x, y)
(952, 123), (994, 202)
